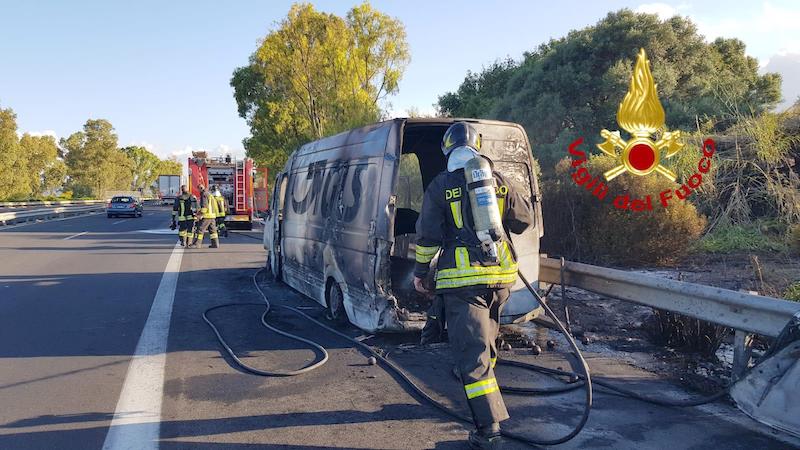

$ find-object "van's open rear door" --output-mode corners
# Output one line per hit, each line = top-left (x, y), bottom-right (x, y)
(470, 122), (544, 324)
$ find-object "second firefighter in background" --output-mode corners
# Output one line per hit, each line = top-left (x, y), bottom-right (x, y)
(189, 184), (221, 249)
(413, 122), (533, 449)
(211, 185), (228, 238)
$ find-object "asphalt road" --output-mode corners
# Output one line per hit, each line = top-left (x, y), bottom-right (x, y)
(1, 208), (798, 449)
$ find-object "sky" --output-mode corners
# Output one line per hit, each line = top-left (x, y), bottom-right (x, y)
(1, 0), (799, 163)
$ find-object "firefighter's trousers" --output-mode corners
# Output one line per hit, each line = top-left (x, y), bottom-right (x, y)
(443, 287), (510, 428)
(178, 219), (193, 241)
(194, 218), (218, 245)
(215, 217), (227, 237)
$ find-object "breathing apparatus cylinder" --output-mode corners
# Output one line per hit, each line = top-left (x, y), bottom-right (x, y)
(464, 155), (503, 261)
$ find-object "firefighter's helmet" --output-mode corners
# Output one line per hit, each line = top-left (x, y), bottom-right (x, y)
(442, 122), (481, 156)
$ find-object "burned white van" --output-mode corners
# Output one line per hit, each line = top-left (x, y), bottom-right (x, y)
(263, 118), (544, 332)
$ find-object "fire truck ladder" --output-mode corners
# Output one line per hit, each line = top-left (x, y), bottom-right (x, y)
(235, 160), (246, 213)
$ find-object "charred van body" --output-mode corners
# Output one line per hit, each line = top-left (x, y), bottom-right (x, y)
(263, 118), (544, 332)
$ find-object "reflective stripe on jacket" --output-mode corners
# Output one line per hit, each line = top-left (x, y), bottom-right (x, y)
(172, 194), (196, 221)
(215, 195), (226, 217)
(414, 169), (533, 292)
(199, 191), (217, 219)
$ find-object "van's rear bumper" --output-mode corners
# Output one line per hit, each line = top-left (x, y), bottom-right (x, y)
(375, 300), (542, 333)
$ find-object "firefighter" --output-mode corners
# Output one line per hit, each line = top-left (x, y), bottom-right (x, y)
(413, 122), (533, 449)
(188, 184), (220, 249)
(171, 185), (196, 247)
(210, 185), (228, 238)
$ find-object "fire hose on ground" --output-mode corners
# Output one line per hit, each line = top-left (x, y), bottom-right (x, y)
(203, 266), (736, 447)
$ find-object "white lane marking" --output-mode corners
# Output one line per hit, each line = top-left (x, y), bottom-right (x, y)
(112, 219), (131, 225)
(135, 229), (179, 235)
(62, 231), (88, 240)
(102, 244), (183, 450)
(0, 211), (103, 231)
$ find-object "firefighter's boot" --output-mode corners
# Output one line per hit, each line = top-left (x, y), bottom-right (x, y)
(468, 423), (503, 449)
(187, 235), (203, 249)
(210, 238), (220, 249)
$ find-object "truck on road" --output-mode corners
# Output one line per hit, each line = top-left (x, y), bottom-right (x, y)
(157, 174), (181, 205)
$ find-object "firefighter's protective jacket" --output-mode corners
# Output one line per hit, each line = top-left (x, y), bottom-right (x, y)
(414, 169), (533, 291)
(198, 191), (218, 219)
(215, 195), (227, 217)
(172, 194), (196, 221)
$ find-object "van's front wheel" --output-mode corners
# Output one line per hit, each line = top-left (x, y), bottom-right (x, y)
(326, 281), (347, 324)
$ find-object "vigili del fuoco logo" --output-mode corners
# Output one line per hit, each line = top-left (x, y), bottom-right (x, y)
(566, 48), (716, 212)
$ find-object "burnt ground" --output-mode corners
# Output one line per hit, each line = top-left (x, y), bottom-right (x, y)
(521, 252), (800, 394)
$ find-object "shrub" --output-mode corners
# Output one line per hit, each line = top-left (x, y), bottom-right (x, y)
(694, 224), (787, 254)
(647, 310), (728, 356)
(542, 154), (707, 266)
(703, 113), (800, 228)
(69, 185), (92, 199)
(784, 282), (800, 302)
(790, 225), (800, 256)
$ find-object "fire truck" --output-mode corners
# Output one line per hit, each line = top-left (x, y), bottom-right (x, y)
(187, 152), (268, 230)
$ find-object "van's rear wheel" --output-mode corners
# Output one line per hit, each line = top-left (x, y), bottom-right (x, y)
(326, 281), (347, 324)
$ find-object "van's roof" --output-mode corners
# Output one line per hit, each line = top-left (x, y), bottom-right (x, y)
(398, 117), (518, 127)
(292, 117), (523, 159)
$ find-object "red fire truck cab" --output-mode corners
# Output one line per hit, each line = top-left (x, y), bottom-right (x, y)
(188, 152), (268, 230)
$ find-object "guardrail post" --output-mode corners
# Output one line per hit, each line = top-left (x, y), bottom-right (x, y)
(732, 329), (754, 381)
(560, 257), (572, 335)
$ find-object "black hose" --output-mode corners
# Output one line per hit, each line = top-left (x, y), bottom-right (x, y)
(204, 267), (730, 447)
(203, 302), (328, 376)
(499, 358), (730, 406)
(511, 272), (592, 445)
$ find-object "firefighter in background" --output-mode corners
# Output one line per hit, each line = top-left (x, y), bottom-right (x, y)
(210, 185), (228, 238)
(413, 122), (533, 449)
(170, 185), (196, 247)
(188, 184), (220, 249)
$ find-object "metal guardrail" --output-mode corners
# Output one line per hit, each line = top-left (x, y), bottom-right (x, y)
(0, 200), (105, 208)
(539, 257), (800, 338)
(0, 205), (104, 226)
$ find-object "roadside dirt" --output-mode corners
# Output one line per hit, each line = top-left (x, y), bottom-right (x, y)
(513, 252), (800, 394)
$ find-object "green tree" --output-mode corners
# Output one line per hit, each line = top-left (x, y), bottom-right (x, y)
(0, 107), (34, 200)
(122, 145), (161, 193)
(438, 10), (782, 170)
(61, 119), (133, 198)
(20, 134), (63, 196)
(437, 58), (517, 118)
(231, 2), (409, 174)
(41, 160), (67, 196)
(155, 158), (183, 177)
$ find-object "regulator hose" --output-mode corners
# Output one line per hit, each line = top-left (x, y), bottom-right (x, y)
(203, 266), (729, 447)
